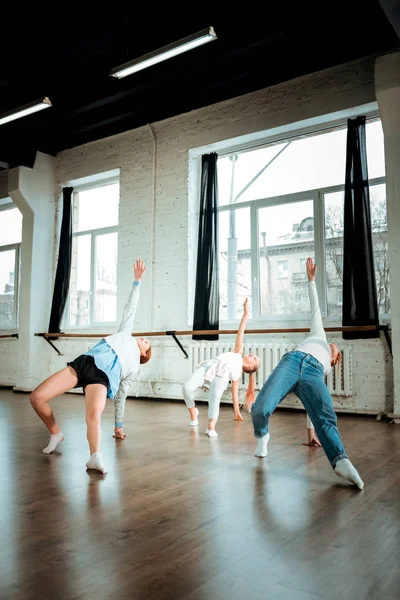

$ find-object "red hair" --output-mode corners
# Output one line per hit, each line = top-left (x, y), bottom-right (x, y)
(140, 345), (152, 365)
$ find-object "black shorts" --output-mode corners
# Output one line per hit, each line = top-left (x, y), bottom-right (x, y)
(67, 355), (109, 392)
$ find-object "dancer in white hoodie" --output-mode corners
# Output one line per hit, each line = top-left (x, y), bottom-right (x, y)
(30, 260), (151, 474)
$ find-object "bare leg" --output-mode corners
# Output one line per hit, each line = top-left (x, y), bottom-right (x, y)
(182, 365), (207, 426)
(189, 407), (198, 421)
(206, 377), (227, 437)
(85, 384), (107, 455)
(30, 367), (78, 434)
(207, 417), (217, 431)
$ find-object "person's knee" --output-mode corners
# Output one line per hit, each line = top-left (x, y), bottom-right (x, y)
(183, 382), (196, 404)
(86, 410), (102, 425)
(30, 390), (45, 409)
(252, 399), (272, 420)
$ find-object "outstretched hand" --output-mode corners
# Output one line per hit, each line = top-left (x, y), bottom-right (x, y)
(302, 428), (322, 447)
(306, 257), (317, 282)
(134, 259), (146, 282)
(243, 298), (249, 315)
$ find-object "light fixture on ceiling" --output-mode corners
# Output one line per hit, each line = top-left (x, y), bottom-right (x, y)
(110, 26), (217, 79)
(0, 97), (52, 127)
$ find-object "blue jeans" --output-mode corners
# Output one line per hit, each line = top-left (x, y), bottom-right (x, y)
(251, 351), (348, 468)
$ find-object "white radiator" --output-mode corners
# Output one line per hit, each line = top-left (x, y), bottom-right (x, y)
(189, 342), (352, 397)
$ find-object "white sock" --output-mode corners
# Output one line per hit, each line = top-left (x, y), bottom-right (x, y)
(42, 431), (64, 454)
(334, 458), (364, 490)
(86, 452), (108, 474)
(190, 408), (199, 426)
(205, 429), (218, 438)
(255, 433), (270, 458)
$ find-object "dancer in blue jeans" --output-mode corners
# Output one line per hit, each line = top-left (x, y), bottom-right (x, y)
(250, 258), (364, 489)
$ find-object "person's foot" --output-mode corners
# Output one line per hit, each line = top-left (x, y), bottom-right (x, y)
(205, 429), (218, 438)
(86, 452), (108, 474)
(190, 408), (199, 426)
(334, 458), (364, 489)
(255, 433), (270, 458)
(42, 431), (64, 454)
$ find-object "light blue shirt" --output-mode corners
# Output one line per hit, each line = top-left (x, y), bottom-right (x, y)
(85, 339), (122, 400)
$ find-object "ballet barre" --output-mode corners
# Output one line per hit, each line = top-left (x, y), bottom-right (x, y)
(0, 333), (18, 339)
(34, 325), (390, 358)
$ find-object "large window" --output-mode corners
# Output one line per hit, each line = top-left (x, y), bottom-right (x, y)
(0, 203), (22, 329)
(217, 119), (388, 321)
(67, 181), (119, 328)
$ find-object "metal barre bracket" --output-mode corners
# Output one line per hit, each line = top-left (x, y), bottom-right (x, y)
(166, 331), (188, 359)
(38, 333), (63, 356)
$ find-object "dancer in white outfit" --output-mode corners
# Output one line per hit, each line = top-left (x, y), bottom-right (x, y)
(182, 298), (259, 437)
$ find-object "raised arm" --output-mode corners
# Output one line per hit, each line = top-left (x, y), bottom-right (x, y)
(117, 260), (146, 333)
(233, 298), (249, 354)
(306, 257), (326, 341)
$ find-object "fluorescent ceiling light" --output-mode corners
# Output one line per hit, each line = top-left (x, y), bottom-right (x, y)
(0, 97), (52, 127)
(110, 26), (217, 79)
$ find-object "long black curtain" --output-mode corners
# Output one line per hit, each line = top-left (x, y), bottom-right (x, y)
(192, 153), (219, 340)
(342, 117), (379, 339)
(48, 187), (73, 336)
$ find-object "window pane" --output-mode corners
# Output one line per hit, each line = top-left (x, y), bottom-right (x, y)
(73, 183), (119, 233)
(366, 120), (386, 179)
(324, 191), (344, 317)
(324, 183), (389, 316)
(218, 130), (347, 205)
(0, 207), (22, 245)
(0, 249), (16, 328)
(371, 184), (390, 314)
(258, 200), (314, 315)
(69, 235), (91, 326)
(95, 233), (118, 323)
(217, 120), (385, 206)
(219, 207), (251, 320)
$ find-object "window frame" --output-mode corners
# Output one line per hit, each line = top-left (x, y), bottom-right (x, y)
(217, 175), (387, 324)
(0, 203), (21, 331)
(64, 178), (119, 331)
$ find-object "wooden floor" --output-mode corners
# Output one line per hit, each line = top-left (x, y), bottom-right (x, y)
(1, 390), (400, 600)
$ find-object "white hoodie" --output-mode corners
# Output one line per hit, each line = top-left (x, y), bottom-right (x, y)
(105, 283), (141, 424)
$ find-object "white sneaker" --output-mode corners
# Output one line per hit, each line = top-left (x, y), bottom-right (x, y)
(255, 433), (270, 457)
(205, 429), (218, 438)
(190, 408), (199, 426)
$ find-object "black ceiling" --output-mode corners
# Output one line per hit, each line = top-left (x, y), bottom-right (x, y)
(1, 3), (399, 170)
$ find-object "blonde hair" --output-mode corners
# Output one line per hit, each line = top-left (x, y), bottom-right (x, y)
(242, 364), (258, 412)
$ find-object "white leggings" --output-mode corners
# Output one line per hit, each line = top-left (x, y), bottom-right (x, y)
(182, 364), (228, 421)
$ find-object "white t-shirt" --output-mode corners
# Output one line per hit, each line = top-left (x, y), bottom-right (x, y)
(215, 352), (243, 382)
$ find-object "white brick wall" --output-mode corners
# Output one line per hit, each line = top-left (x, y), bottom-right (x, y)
(0, 54), (393, 416)
(0, 339), (19, 385)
